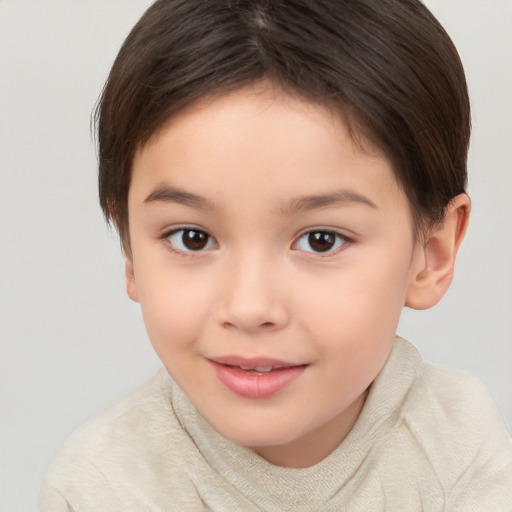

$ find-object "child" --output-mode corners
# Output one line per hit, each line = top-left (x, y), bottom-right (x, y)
(39, 0), (512, 510)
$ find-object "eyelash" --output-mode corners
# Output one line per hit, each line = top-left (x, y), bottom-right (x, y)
(161, 227), (352, 257)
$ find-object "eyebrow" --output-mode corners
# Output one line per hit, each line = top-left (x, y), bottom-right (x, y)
(144, 185), (377, 214)
(280, 190), (377, 215)
(144, 186), (216, 210)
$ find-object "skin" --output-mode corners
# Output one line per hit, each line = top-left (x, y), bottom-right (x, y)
(125, 83), (470, 468)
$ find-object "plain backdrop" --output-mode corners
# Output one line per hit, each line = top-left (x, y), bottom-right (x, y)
(1, 0), (511, 510)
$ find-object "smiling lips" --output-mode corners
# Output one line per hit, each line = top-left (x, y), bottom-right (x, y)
(209, 356), (307, 399)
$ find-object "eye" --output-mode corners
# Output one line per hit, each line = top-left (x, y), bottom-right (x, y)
(294, 230), (348, 254)
(166, 228), (217, 253)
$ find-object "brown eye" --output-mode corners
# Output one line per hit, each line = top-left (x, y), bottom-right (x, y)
(182, 229), (208, 250)
(308, 232), (335, 252)
(167, 228), (216, 252)
(295, 230), (347, 253)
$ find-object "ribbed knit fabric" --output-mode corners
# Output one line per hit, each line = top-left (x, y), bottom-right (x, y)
(39, 338), (512, 511)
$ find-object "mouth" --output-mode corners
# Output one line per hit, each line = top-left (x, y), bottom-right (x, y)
(236, 366), (284, 375)
(211, 355), (303, 372)
(208, 356), (307, 398)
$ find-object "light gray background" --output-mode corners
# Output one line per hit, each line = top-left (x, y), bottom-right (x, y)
(1, 1), (511, 510)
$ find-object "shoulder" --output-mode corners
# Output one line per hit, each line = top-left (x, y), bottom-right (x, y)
(55, 368), (182, 460)
(398, 355), (512, 508)
(403, 360), (509, 446)
(40, 369), (202, 511)
(369, 339), (512, 509)
(383, 339), (509, 450)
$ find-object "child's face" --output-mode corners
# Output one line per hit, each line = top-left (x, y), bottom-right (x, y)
(126, 84), (425, 467)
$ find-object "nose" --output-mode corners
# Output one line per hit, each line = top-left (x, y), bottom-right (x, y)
(217, 254), (290, 333)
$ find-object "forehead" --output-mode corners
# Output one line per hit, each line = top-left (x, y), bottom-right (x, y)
(129, 85), (406, 217)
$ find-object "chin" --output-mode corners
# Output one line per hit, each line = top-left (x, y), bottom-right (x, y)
(211, 414), (305, 448)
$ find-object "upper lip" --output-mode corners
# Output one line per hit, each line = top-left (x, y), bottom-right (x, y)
(209, 356), (303, 370)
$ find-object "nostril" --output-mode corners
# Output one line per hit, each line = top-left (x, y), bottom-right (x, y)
(220, 320), (277, 331)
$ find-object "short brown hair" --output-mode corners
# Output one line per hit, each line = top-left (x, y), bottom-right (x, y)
(96, 0), (470, 254)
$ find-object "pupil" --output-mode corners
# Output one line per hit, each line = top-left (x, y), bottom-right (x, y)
(308, 232), (335, 252)
(183, 230), (208, 250)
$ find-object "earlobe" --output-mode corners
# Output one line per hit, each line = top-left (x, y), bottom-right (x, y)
(125, 259), (140, 302)
(405, 194), (470, 310)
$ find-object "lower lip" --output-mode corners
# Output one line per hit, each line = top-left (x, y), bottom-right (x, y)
(210, 362), (306, 399)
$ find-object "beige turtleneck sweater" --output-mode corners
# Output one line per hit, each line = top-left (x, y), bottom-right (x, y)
(38, 338), (512, 511)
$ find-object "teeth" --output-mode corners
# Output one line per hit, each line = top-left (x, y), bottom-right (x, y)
(239, 365), (274, 372)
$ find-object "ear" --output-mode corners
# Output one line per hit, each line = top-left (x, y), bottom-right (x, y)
(405, 193), (470, 310)
(125, 259), (140, 303)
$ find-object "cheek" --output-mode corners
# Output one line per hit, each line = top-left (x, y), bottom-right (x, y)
(296, 250), (412, 368)
(135, 267), (214, 354)
(298, 257), (408, 328)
